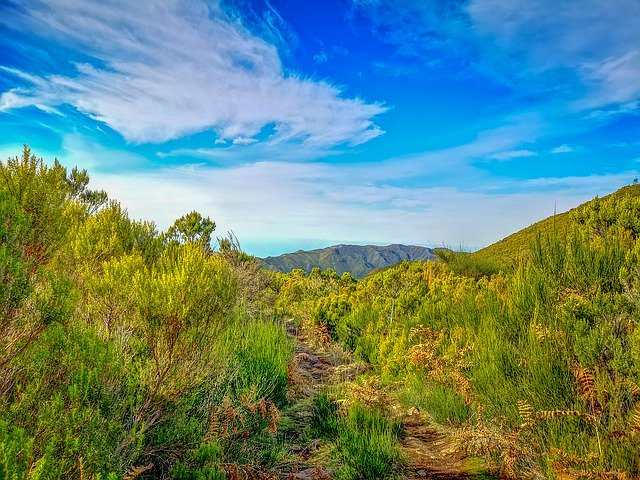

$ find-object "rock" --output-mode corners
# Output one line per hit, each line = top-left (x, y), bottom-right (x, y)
(297, 352), (321, 365)
(294, 467), (318, 479)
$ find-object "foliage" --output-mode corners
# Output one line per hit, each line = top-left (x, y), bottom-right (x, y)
(475, 184), (640, 266)
(0, 147), (294, 478)
(333, 402), (403, 480)
(274, 185), (640, 478)
(4, 145), (640, 478)
(165, 211), (216, 252)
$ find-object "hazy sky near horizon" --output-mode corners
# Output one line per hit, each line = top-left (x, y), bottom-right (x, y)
(1, 0), (639, 256)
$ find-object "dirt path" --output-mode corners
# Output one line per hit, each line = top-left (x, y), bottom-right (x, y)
(285, 326), (340, 480)
(285, 325), (483, 480)
(401, 410), (477, 479)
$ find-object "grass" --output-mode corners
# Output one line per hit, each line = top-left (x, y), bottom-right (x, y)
(400, 374), (471, 426)
(333, 402), (404, 480)
(473, 184), (640, 266)
(219, 309), (295, 405)
(310, 392), (341, 439)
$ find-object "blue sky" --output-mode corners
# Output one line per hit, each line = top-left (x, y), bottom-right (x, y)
(1, 0), (639, 256)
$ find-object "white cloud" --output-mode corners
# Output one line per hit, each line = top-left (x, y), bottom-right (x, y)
(231, 137), (258, 146)
(550, 144), (574, 154)
(466, 0), (640, 109)
(487, 149), (536, 161)
(0, 0), (385, 147)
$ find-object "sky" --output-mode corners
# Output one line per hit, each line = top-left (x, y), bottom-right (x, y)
(1, 0), (639, 257)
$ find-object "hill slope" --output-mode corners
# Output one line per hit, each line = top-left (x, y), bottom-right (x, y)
(261, 244), (436, 278)
(475, 184), (640, 264)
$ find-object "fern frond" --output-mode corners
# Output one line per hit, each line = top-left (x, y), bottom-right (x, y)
(124, 463), (153, 480)
(625, 380), (640, 398)
(537, 409), (594, 424)
(630, 404), (640, 432)
(572, 364), (596, 402)
(548, 446), (597, 467)
(517, 400), (533, 427)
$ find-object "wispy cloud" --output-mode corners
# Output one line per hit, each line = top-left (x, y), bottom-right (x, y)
(466, 0), (640, 110)
(352, 0), (640, 113)
(0, 0), (385, 147)
(359, 115), (543, 181)
(487, 149), (536, 161)
(550, 144), (574, 154)
(350, 0), (473, 70)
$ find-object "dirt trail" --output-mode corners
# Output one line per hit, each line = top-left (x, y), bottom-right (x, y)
(285, 326), (340, 480)
(401, 410), (476, 479)
(286, 326), (481, 480)
(289, 335), (337, 396)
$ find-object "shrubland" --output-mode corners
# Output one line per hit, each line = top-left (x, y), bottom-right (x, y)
(277, 188), (640, 479)
(0, 147), (293, 478)
(3, 146), (640, 479)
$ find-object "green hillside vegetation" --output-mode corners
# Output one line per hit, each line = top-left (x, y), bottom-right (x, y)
(275, 190), (640, 479)
(3, 146), (640, 479)
(475, 185), (640, 265)
(261, 244), (435, 278)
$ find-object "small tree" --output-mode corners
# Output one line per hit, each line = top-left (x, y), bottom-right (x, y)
(165, 211), (215, 252)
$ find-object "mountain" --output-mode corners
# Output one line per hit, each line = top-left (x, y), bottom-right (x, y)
(261, 244), (436, 278)
(474, 184), (640, 264)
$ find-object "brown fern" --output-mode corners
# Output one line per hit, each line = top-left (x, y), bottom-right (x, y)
(573, 364), (598, 413)
(625, 380), (640, 398)
(548, 446), (597, 467)
(537, 409), (595, 424)
(629, 404), (640, 433)
(517, 400), (534, 427)
(268, 402), (281, 433)
(124, 463), (154, 480)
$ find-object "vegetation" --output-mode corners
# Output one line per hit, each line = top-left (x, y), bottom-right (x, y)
(277, 187), (640, 479)
(0, 147), (293, 479)
(474, 185), (640, 266)
(3, 146), (640, 479)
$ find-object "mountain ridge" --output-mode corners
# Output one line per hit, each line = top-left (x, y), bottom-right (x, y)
(261, 243), (436, 278)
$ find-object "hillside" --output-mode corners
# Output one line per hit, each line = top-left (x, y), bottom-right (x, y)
(261, 243), (436, 277)
(474, 184), (640, 264)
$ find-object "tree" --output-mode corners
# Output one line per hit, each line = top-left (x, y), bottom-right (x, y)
(165, 211), (215, 252)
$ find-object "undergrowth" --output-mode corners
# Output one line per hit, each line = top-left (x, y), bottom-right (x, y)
(276, 189), (640, 479)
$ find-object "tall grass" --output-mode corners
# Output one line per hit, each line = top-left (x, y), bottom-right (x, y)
(218, 308), (294, 405)
(333, 402), (404, 480)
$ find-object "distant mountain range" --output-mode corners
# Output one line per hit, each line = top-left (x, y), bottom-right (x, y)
(260, 244), (436, 278)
